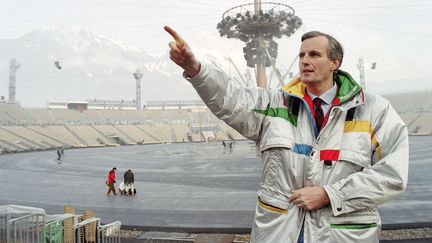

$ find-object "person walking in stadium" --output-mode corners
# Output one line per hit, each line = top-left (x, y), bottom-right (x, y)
(124, 169), (134, 184)
(106, 167), (117, 196)
(164, 26), (409, 243)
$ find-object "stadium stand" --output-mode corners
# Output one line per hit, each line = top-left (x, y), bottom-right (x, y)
(25, 108), (56, 124)
(81, 109), (106, 124)
(51, 109), (85, 124)
(66, 125), (111, 147)
(152, 123), (174, 142)
(0, 91), (431, 153)
(115, 124), (158, 144)
(413, 112), (432, 135)
(97, 109), (129, 124)
(135, 124), (165, 143)
(1, 126), (62, 149)
(93, 124), (135, 145)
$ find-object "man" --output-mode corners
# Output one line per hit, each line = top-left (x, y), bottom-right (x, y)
(124, 169), (134, 185)
(106, 167), (117, 196)
(164, 26), (409, 242)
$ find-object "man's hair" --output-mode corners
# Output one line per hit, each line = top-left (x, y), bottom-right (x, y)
(113, 167), (117, 170)
(301, 31), (344, 71)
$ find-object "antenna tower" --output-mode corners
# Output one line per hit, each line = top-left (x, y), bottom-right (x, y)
(9, 58), (21, 104)
(133, 69), (143, 109)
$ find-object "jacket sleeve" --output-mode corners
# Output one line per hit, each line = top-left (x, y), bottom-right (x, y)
(324, 97), (409, 216)
(186, 62), (273, 141)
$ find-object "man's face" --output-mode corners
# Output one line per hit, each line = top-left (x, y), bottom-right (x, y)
(299, 36), (339, 85)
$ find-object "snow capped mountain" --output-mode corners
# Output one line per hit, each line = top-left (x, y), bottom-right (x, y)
(0, 26), (248, 107)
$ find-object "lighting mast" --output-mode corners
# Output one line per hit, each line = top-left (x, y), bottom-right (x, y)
(217, 1), (302, 88)
(133, 69), (143, 110)
(9, 58), (20, 104)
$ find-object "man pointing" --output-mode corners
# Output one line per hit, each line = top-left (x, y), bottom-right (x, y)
(165, 25), (409, 243)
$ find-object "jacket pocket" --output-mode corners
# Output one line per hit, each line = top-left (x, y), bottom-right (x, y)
(257, 196), (288, 214)
(322, 150), (370, 185)
(324, 208), (380, 243)
(328, 223), (379, 243)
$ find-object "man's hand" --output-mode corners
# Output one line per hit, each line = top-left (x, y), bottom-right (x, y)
(289, 186), (330, 211)
(164, 26), (200, 77)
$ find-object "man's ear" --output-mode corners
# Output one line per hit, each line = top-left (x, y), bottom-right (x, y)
(330, 59), (340, 71)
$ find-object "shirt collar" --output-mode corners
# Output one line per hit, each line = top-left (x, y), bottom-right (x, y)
(307, 82), (338, 105)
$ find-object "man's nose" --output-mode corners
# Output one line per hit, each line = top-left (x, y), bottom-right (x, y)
(300, 57), (310, 67)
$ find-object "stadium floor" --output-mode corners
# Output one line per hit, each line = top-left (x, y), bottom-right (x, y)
(0, 136), (431, 231)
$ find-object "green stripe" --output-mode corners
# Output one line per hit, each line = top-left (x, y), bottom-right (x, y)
(253, 107), (298, 126)
(330, 223), (378, 230)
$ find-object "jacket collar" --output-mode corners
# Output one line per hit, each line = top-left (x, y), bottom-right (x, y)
(281, 70), (362, 107)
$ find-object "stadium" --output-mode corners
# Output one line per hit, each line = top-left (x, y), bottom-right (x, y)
(0, 91), (432, 242)
(1, 0), (431, 242)
(0, 90), (431, 153)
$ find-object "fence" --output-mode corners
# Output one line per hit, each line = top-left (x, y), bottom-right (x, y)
(0, 205), (122, 243)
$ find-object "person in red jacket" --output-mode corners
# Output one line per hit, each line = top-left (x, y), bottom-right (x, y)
(106, 167), (117, 196)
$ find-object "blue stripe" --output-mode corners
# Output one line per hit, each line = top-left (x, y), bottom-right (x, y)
(292, 143), (312, 156)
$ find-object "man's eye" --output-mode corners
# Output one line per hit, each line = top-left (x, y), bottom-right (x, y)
(310, 52), (321, 57)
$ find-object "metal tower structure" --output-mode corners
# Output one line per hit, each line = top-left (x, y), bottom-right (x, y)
(357, 58), (366, 90)
(133, 69), (143, 110)
(357, 58), (377, 90)
(9, 58), (21, 104)
(217, 0), (302, 88)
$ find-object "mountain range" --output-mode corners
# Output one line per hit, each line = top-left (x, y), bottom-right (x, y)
(0, 26), (429, 108)
(0, 26), (252, 107)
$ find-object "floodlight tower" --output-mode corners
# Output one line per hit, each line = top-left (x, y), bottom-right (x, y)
(9, 58), (20, 104)
(357, 58), (377, 90)
(133, 69), (143, 110)
(217, 0), (302, 88)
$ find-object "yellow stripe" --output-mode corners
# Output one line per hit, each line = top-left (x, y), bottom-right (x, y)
(344, 121), (383, 160)
(258, 201), (288, 214)
(344, 121), (371, 133)
(371, 136), (382, 160)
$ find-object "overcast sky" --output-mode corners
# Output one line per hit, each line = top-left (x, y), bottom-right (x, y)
(1, 0), (432, 90)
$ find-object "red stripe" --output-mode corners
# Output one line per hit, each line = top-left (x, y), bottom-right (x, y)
(303, 93), (314, 116)
(320, 150), (340, 161)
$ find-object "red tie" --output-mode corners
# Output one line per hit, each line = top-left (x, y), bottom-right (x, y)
(313, 98), (324, 132)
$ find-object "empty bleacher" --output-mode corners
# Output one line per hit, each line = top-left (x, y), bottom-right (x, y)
(45, 125), (87, 147)
(82, 109), (106, 124)
(66, 125), (111, 147)
(25, 108), (56, 124)
(135, 124), (165, 143)
(1, 90), (432, 154)
(0, 103), (35, 125)
(171, 123), (190, 142)
(93, 124), (134, 145)
(97, 109), (128, 124)
(1, 126), (62, 149)
(115, 124), (158, 144)
(51, 109), (84, 124)
(412, 112), (432, 134)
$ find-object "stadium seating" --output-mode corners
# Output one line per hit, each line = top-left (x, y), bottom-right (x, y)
(0, 90), (431, 153)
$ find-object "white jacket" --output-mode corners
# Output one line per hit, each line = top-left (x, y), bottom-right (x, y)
(187, 63), (409, 243)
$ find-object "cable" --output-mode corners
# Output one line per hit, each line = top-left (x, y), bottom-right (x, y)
(51, 0), (227, 10)
(297, 3), (432, 12)
(303, 18), (432, 37)
(0, 13), (221, 24)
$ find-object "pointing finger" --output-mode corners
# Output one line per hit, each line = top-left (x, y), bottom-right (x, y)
(164, 25), (185, 48)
